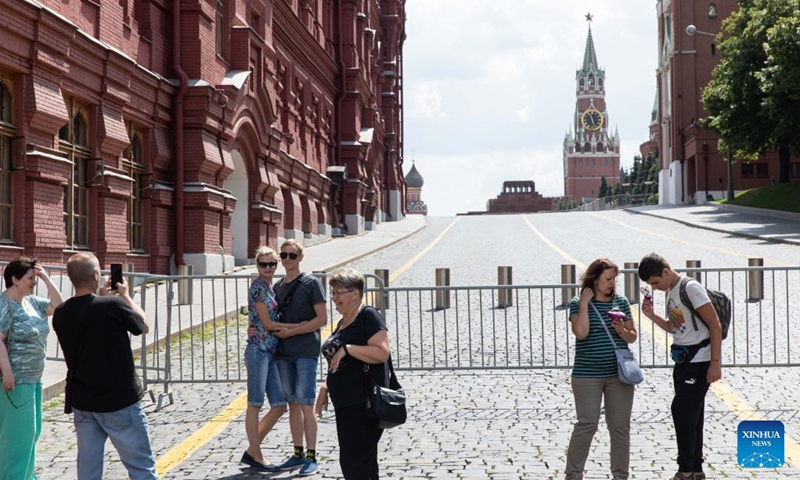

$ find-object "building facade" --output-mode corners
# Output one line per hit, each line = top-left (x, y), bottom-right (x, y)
(486, 181), (553, 214)
(0, 0), (406, 274)
(404, 161), (426, 215)
(563, 22), (621, 202)
(656, 0), (794, 204)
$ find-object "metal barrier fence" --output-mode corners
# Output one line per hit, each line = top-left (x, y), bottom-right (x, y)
(2, 262), (799, 410)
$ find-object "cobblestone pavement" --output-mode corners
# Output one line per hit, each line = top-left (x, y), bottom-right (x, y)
(35, 209), (800, 479)
(37, 368), (800, 479)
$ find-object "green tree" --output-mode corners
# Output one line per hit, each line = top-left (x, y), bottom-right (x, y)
(598, 176), (609, 198)
(702, 0), (800, 183)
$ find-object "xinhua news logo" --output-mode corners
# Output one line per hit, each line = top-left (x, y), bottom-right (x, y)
(738, 420), (784, 468)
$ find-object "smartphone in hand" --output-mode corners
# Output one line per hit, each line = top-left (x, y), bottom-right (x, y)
(110, 263), (123, 290)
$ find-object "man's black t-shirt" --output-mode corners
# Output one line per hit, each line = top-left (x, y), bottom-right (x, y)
(53, 294), (145, 412)
(323, 306), (388, 409)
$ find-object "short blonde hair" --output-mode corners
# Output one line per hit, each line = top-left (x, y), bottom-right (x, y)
(329, 267), (365, 296)
(254, 246), (277, 260)
(280, 238), (303, 254)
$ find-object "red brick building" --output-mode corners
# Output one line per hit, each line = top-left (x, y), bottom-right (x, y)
(0, 0), (406, 274)
(562, 21), (621, 201)
(486, 181), (554, 214)
(656, 0), (796, 204)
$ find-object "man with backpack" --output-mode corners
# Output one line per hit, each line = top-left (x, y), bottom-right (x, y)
(638, 253), (723, 480)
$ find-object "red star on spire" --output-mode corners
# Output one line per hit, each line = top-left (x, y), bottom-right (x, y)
(585, 12), (594, 23)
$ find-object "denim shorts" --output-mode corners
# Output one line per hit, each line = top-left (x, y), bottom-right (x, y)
(277, 357), (318, 405)
(245, 344), (287, 408)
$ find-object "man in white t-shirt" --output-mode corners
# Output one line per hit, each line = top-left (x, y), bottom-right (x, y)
(638, 253), (722, 480)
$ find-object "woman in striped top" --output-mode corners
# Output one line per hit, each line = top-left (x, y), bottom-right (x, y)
(564, 258), (638, 480)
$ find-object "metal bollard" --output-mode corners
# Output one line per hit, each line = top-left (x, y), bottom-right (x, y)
(177, 264), (194, 305)
(313, 271), (328, 297)
(561, 264), (576, 307)
(624, 262), (639, 303)
(748, 258), (764, 301)
(686, 260), (702, 283)
(435, 268), (450, 310)
(374, 269), (390, 310)
(497, 266), (513, 308)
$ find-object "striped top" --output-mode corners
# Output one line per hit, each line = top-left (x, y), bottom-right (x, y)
(569, 294), (632, 378)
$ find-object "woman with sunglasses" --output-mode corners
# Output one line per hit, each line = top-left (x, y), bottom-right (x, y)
(564, 258), (637, 480)
(240, 246), (288, 471)
(314, 267), (391, 479)
(0, 257), (64, 480)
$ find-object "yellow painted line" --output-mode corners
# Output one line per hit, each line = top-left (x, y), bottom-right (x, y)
(388, 216), (460, 283)
(156, 392), (249, 477)
(156, 217), (462, 475)
(590, 212), (792, 266)
(523, 217), (583, 267)
(320, 217), (460, 338)
(529, 216), (800, 471)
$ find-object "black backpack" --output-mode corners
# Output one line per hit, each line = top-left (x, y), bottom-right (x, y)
(678, 277), (732, 340)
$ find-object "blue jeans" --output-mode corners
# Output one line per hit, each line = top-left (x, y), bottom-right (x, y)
(245, 344), (287, 407)
(73, 402), (158, 480)
(278, 357), (318, 405)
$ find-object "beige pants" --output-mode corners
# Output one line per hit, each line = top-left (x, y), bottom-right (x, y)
(564, 376), (635, 480)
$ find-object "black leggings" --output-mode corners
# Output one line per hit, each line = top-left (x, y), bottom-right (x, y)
(335, 403), (384, 480)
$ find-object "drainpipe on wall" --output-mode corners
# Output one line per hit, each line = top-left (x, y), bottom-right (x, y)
(173, 0), (188, 268)
(334, 0), (347, 229)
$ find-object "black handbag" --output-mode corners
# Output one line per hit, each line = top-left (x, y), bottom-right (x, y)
(360, 307), (406, 429)
(364, 356), (406, 429)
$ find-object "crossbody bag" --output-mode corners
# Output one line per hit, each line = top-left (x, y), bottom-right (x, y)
(590, 302), (643, 385)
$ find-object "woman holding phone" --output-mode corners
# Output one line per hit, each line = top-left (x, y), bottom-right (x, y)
(564, 258), (637, 480)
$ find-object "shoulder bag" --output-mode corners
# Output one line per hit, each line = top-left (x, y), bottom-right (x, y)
(275, 272), (305, 321)
(590, 302), (643, 385)
(360, 307), (407, 429)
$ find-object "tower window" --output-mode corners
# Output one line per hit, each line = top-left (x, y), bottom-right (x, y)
(708, 4), (718, 19)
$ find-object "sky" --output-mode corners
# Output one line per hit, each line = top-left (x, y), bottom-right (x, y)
(402, 1), (659, 216)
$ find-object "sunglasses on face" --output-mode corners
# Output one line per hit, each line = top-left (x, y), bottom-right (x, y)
(257, 261), (278, 269)
(279, 252), (299, 260)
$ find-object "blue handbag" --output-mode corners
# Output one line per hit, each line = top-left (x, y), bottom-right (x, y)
(591, 303), (643, 385)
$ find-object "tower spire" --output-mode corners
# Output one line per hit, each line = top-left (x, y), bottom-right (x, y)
(582, 16), (599, 73)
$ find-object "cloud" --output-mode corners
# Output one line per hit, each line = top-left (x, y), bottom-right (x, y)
(403, 1), (658, 215)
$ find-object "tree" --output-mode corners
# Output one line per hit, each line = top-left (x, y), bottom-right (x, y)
(702, 0), (800, 183)
(598, 176), (609, 198)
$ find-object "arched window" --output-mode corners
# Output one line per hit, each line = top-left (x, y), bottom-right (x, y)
(574, 142), (581, 153)
(123, 125), (147, 252)
(584, 142), (591, 152)
(708, 4), (718, 19)
(0, 76), (14, 242)
(59, 98), (91, 249)
(597, 142), (604, 152)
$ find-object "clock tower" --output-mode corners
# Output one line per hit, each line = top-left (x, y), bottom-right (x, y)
(563, 17), (621, 200)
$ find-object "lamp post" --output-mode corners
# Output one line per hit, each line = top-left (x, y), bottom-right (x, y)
(686, 24), (733, 201)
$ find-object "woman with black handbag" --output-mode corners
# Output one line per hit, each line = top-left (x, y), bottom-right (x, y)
(315, 267), (391, 480)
